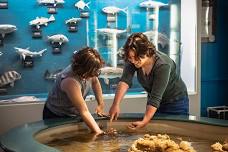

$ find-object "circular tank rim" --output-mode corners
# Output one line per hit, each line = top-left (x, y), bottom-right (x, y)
(0, 113), (228, 152)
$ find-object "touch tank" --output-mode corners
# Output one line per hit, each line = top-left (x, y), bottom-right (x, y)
(1, 114), (228, 152)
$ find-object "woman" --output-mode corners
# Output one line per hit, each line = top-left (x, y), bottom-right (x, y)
(109, 33), (189, 130)
(43, 47), (105, 134)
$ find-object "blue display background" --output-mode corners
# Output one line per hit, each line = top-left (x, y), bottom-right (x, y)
(0, 0), (174, 99)
(201, 0), (228, 116)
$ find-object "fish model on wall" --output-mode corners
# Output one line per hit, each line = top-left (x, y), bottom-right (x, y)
(75, 0), (90, 10)
(98, 66), (123, 85)
(37, 0), (65, 7)
(144, 31), (173, 49)
(44, 69), (63, 81)
(47, 34), (69, 45)
(0, 71), (21, 87)
(65, 17), (82, 25)
(139, 0), (169, 8)
(102, 6), (127, 15)
(29, 15), (55, 29)
(14, 47), (47, 60)
(0, 24), (17, 38)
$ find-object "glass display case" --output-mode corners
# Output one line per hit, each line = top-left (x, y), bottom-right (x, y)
(0, 0), (198, 106)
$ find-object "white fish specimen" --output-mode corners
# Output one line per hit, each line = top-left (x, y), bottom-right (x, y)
(97, 28), (127, 35)
(0, 71), (21, 87)
(47, 34), (69, 45)
(0, 52), (3, 56)
(14, 47), (47, 60)
(65, 17), (82, 24)
(139, 0), (168, 8)
(37, 0), (65, 7)
(0, 96), (41, 103)
(98, 66), (123, 85)
(0, 24), (17, 38)
(102, 6), (127, 15)
(75, 0), (90, 10)
(44, 69), (63, 81)
(29, 15), (55, 29)
(144, 31), (170, 49)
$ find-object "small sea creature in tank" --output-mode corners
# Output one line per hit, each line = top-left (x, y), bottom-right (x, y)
(65, 17), (82, 25)
(14, 47), (47, 60)
(37, 0), (65, 7)
(0, 51), (3, 56)
(139, 0), (169, 8)
(47, 34), (69, 45)
(98, 66), (123, 85)
(44, 69), (63, 81)
(102, 6), (127, 15)
(75, 0), (90, 10)
(29, 15), (55, 29)
(0, 24), (17, 38)
(0, 71), (21, 87)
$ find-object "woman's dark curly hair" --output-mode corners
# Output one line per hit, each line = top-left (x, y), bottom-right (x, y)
(71, 47), (105, 78)
(123, 32), (156, 61)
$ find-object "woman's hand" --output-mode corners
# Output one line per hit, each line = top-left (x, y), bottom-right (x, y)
(127, 121), (147, 130)
(109, 104), (120, 122)
(95, 104), (108, 117)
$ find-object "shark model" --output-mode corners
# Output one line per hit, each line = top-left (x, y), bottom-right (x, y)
(37, 0), (65, 7)
(47, 34), (69, 45)
(14, 47), (47, 60)
(0, 71), (21, 87)
(29, 15), (55, 29)
(98, 66), (123, 85)
(102, 6), (127, 15)
(139, 0), (168, 8)
(0, 24), (17, 38)
(65, 17), (82, 24)
(75, 0), (90, 10)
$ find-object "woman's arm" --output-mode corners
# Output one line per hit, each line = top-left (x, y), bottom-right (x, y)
(91, 77), (105, 115)
(109, 81), (129, 121)
(61, 77), (103, 134)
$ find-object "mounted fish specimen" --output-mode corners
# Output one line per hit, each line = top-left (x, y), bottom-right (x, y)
(44, 69), (63, 81)
(65, 17), (81, 32)
(97, 28), (127, 35)
(0, 24), (17, 38)
(47, 34), (69, 45)
(102, 6), (127, 15)
(65, 17), (81, 25)
(14, 47), (47, 60)
(143, 31), (180, 49)
(75, 0), (90, 10)
(98, 66), (123, 85)
(139, 0), (168, 8)
(29, 15), (55, 29)
(37, 0), (65, 7)
(75, 0), (90, 18)
(47, 34), (69, 53)
(0, 71), (21, 87)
